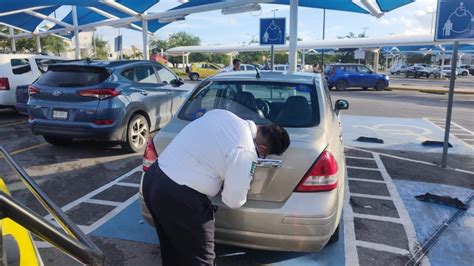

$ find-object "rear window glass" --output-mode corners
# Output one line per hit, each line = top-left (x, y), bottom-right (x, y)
(179, 81), (320, 127)
(36, 66), (110, 87)
(11, 59), (31, 75)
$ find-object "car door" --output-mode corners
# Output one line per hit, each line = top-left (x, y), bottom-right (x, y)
(340, 66), (359, 86)
(357, 65), (377, 87)
(129, 65), (171, 129)
(154, 65), (189, 118)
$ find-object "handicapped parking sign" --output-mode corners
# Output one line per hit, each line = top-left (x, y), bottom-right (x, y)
(260, 18), (286, 45)
(435, 0), (474, 41)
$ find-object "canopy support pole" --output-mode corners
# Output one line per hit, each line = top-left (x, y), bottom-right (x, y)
(9, 28), (16, 52)
(72, 6), (81, 59)
(35, 34), (41, 53)
(288, 0), (298, 72)
(374, 48), (380, 72)
(142, 16), (149, 60)
(229, 53), (234, 66)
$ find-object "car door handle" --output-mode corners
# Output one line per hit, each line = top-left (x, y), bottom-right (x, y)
(140, 91), (148, 96)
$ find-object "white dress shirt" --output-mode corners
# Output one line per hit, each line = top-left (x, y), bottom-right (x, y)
(158, 109), (258, 209)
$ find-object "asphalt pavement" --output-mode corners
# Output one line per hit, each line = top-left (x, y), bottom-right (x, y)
(0, 81), (472, 265)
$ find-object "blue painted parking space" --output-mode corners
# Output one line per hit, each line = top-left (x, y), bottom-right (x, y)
(394, 180), (474, 266)
(341, 115), (473, 155)
(91, 199), (346, 265)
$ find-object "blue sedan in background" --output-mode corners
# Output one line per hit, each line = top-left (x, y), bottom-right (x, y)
(324, 63), (389, 91)
(28, 60), (192, 152)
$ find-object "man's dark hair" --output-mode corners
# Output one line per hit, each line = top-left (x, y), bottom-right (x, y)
(233, 58), (241, 65)
(260, 124), (290, 156)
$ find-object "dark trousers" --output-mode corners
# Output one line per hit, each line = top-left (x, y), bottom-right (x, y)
(143, 162), (215, 266)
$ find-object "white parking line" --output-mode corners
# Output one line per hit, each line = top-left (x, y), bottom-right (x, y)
(85, 199), (122, 207)
(345, 156), (375, 161)
(347, 166), (380, 171)
(350, 193), (393, 201)
(353, 213), (402, 224)
(348, 177), (386, 184)
(343, 172), (360, 266)
(43, 166), (141, 221)
(116, 182), (140, 188)
(373, 154), (421, 258)
(355, 240), (410, 256)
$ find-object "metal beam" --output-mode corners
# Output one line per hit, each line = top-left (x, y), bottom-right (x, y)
(288, 0), (298, 72)
(24, 10), (73, 28)
(360, 0), (384, 18)
(0, 6), (52, 17)
(72, 6), (81, 59)
(142, 17), (149, 60)
(87, 7), (152, 35)
(101, 0), (139, 17)
(13, 0), (274, 39)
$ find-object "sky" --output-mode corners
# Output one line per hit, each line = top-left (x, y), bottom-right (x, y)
(66, 0), (439, 49)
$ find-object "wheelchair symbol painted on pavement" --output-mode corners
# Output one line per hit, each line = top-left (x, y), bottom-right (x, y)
(353, 124), (433, 142)
(263, 20), (283, 43)
(442, 2), (473, 36)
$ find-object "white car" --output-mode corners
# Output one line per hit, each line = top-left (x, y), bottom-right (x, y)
(390, 64), (408, 75)
(0, 54), (67, 109)
(220, 64), (257, 72)
(456, 67), (469, 76)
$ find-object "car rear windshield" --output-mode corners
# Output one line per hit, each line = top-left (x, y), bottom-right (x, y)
(36, 66), (110, 87)
(178, 81), (320, 127)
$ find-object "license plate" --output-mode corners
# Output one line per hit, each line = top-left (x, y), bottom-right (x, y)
(53, 110), (68, 120)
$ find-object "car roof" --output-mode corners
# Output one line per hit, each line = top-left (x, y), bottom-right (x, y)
(208, 71), (319, 84)
(329, 63), (364, 66)
(50, 60), (159, 69)
(0, 53), (66, 60)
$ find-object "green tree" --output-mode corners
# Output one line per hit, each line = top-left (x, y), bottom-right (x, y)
(151, 32), (201, 67)
(93, 35), (109, 59)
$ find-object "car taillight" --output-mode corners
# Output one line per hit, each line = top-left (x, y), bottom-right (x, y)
(295, 150), (339, 192)
(143, 137), (158, 171)
(93, 120), (114, 125)
(78, 88), (120, 100)
(0, 78), (10, 90)
(28, 85), (40, 95)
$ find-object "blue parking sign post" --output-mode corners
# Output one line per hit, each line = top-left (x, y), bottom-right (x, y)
(260, 18), (286, 70)
(435, 0), (473, 167)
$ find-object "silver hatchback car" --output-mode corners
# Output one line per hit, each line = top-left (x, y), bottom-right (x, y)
(140, 71), (349, 252)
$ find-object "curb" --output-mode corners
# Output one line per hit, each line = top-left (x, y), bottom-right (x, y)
(388, 86), (474, 95)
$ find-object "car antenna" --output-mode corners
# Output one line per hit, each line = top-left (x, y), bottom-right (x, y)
(255, 67), (261, 79)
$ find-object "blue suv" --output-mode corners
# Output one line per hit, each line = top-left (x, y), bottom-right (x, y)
(324, 64), (389, 91)
(28, 60), (192, 152)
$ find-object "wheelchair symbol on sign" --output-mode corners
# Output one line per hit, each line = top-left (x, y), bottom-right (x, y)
(353, 124), (433, 141)
(263, 20), (283, 43)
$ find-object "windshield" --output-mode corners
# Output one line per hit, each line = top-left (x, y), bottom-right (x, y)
(178, 80), (320, 127)
(36, 66), (110, 87)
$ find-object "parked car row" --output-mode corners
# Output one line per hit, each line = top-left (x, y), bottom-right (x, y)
(391, 63), (471, 78)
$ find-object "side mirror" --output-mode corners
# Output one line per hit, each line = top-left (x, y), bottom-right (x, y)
(335, 99), (349, 114)
(171, 78), (184, 87)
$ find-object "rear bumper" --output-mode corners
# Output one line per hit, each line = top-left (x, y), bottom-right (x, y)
(139, 172), (342, 252)
(29, 119), (125, 141)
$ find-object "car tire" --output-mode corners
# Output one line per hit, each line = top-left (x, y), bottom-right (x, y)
(362, 87), (369, 90)
(396, 71), (400, 75)
(43, 136), (72, 145)
(336, 80), (348, 91)
(121, 114), (149, 153)
(375, 80), (386, 91)
(328, 225), (340, 244)
(462, 71), (468, 76)
(405, 73), (409, 78)
(190, 73), (199, 81)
